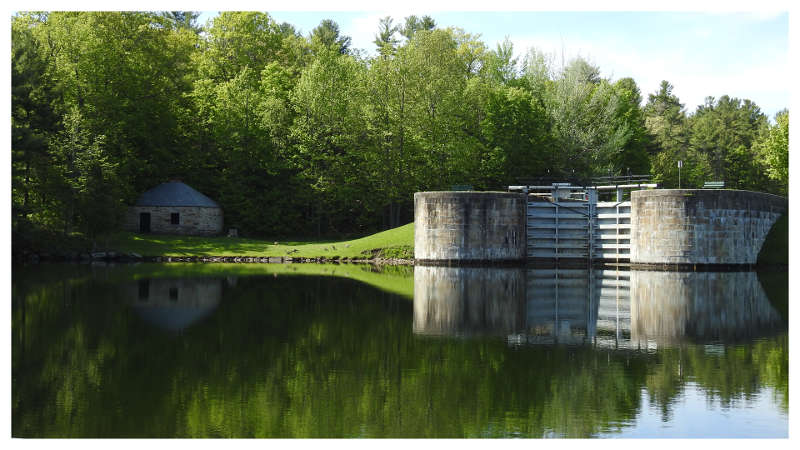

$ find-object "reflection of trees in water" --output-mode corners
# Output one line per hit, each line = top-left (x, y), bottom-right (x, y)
(12, 265), (788, 437)
(642, 337), (789, 421)
(412, 266), (788, 429)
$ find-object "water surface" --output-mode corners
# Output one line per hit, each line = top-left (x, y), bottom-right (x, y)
(12, 263), (788, 438)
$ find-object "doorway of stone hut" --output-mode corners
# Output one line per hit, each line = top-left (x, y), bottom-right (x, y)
(139, 212), (151, 233)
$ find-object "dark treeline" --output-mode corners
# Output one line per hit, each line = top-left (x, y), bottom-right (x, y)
(11, 12), (789, 244)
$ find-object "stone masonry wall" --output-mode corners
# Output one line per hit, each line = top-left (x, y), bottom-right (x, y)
(630, 190), (786, 265)
(125, 206), (223, 236)
(414, 192), (527, 262)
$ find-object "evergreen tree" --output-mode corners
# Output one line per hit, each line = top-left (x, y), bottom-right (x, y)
(310, 19), (352, 55)
(645, 81), (711, 188)
(400, 15), (436, 40)
(689, 95), (769, 190)
(374, 16), (399, 57)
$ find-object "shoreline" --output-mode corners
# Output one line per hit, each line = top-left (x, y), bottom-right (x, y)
(14, 251), (787, 272)
(146, 255), (415, 265)
(13, 250), (415, 266)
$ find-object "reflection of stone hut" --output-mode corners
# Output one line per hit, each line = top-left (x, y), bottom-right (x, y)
(124, 181), (223, 235)
(128, 278), (223, 332)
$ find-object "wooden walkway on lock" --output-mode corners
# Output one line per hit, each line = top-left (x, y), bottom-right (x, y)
(508, 181), (657, 263)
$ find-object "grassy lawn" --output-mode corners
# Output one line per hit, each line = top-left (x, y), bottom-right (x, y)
(104, 223), (414, 259)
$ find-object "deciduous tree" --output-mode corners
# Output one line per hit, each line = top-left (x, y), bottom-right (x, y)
(754, 110), (789, 194)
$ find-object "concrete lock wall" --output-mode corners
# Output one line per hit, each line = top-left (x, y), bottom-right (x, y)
(125, 206), (224, 236)
(414, 192), (527, 263)
(630, 190), (787, 265)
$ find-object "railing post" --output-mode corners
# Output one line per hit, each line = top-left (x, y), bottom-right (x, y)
(523, 187), (529, 261)
(588, 188), (598, 263)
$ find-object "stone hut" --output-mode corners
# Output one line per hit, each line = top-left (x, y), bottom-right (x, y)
(125, 181), (223, 235)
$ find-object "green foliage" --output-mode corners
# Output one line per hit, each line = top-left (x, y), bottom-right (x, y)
(484, 38), (518, 85)
(11, 16), (61, 235)
(754, 110), (789, 193)
(689, 95), (769, 190)
(12, 12), (200, 241)
(645, 81), (712, 188)
(649, 144), (712, 189)
(399, 15), (436, 40)
(610, 78), (651, 175)
(197, 12), (289, 82)
(54, 107), (124, 238)
(310, 19), (351, 55)
(291, 49), (370, 233)
(644, 84), (780, 192)
(10, 12), (788, 251)
(533, 56), (652, 178)
(480, 85), (555, 182)
(645, 81), (687, 149)
(373, 16), (399, 57)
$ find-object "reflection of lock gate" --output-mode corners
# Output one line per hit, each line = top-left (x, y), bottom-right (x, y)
(525, 268), (631, 348)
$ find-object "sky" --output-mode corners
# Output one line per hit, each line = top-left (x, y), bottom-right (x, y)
(192, 3), (790, 119)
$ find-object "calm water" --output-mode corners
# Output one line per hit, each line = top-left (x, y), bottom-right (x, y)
(12, 263), (788, 438)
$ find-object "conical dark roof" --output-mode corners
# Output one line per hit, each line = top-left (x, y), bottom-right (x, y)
(135, 181), (220, 208)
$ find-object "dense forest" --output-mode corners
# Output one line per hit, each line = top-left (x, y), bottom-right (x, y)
(11, 11), (789, 245)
